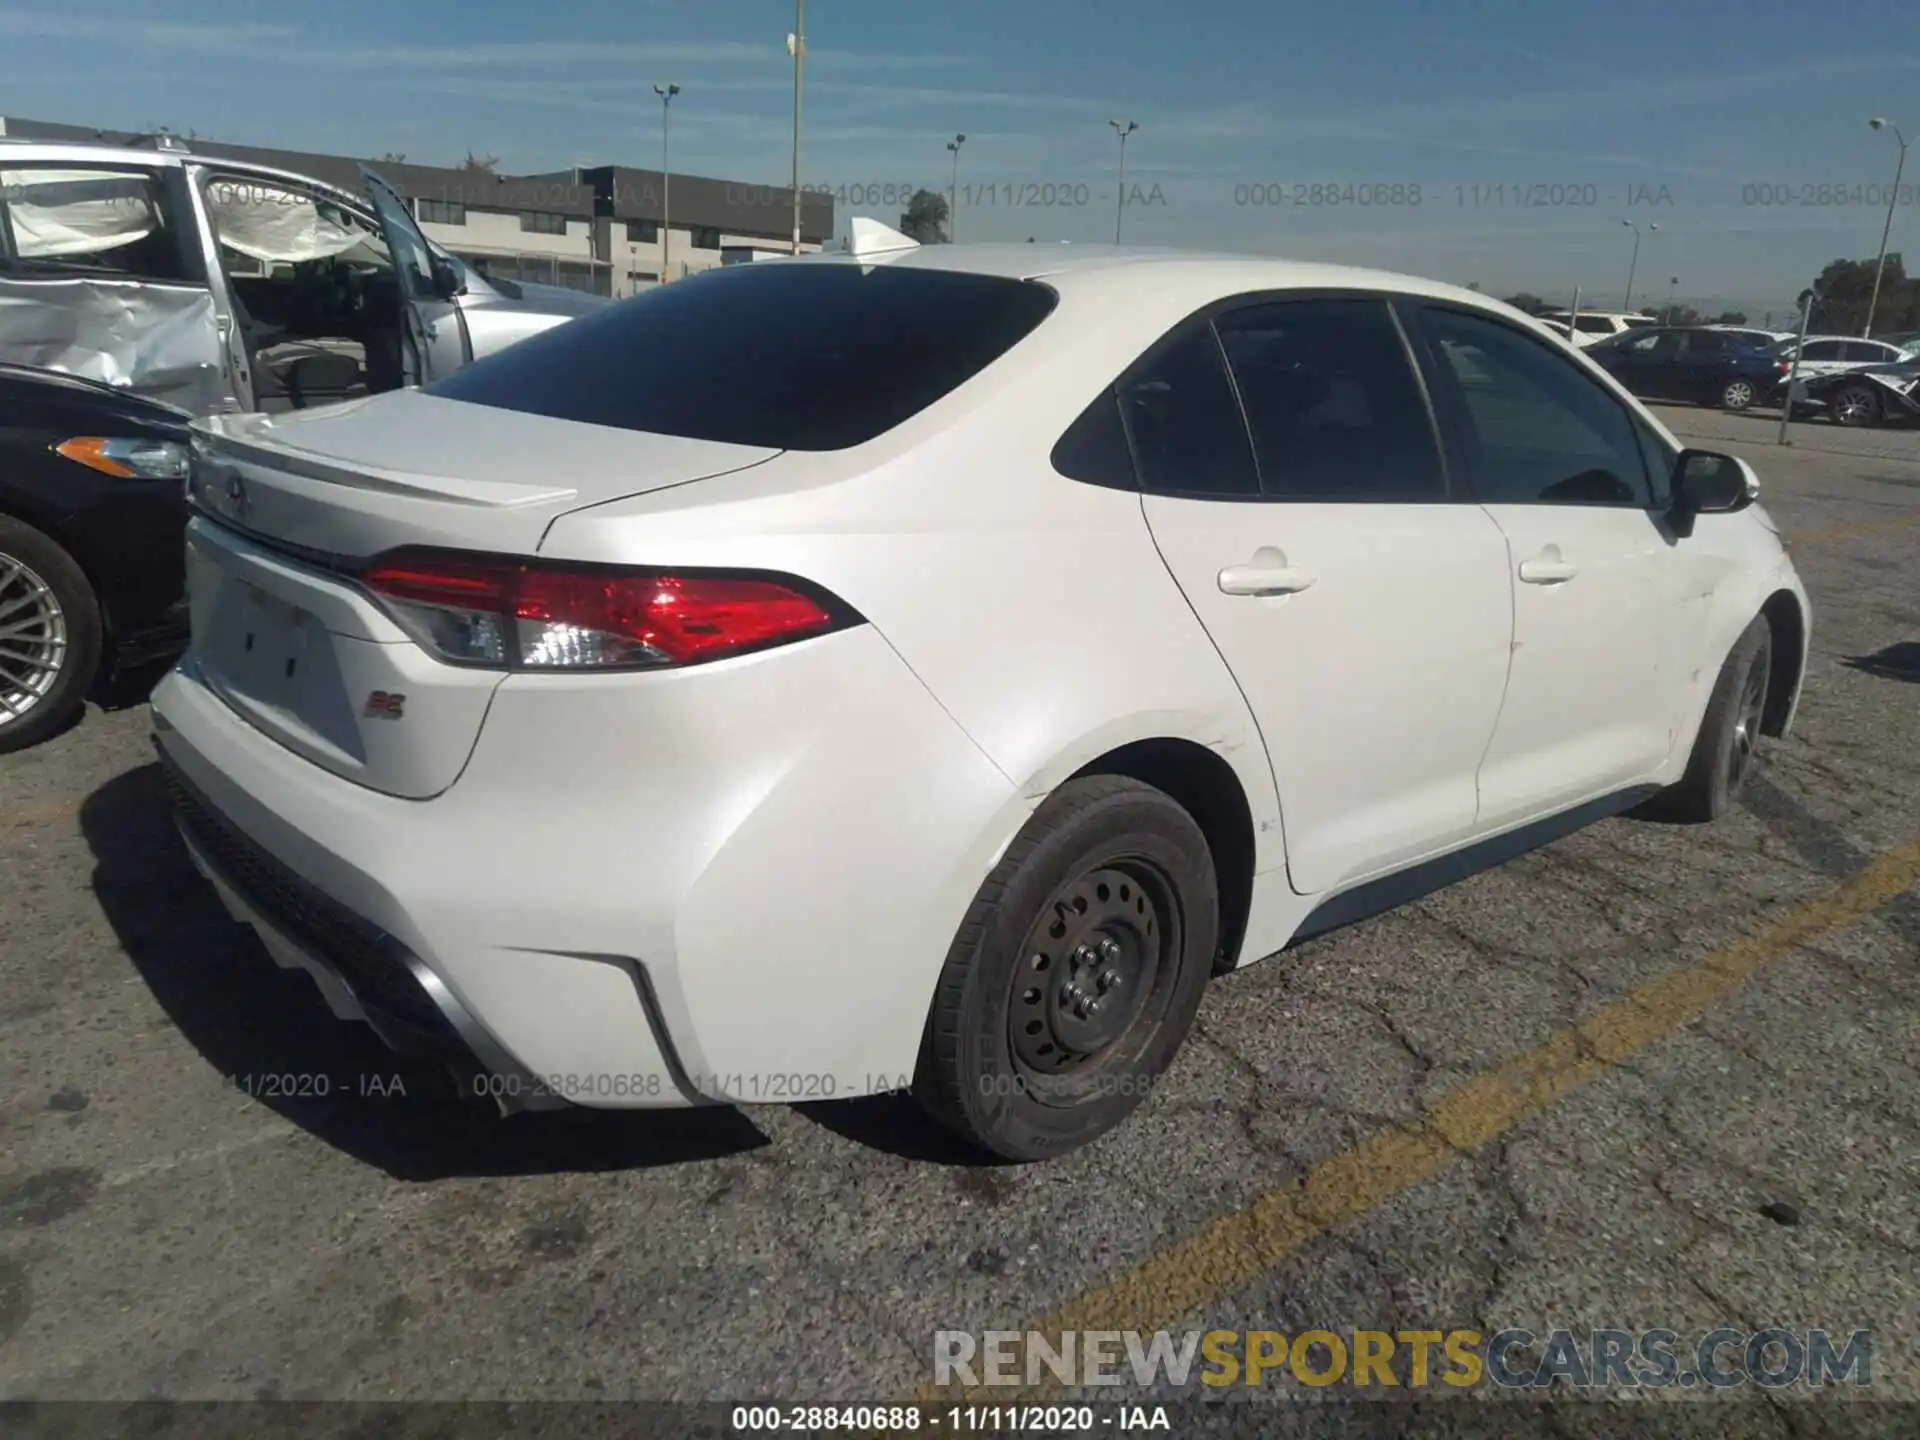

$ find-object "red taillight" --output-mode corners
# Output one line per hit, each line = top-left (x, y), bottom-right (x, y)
(361, 550), (848, 670)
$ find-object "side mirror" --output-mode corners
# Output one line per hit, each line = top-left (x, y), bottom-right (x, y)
(430, 257), (466, 300)
(1669, 449), (1757, 535)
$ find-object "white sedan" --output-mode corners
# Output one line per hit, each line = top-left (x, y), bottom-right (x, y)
(152, 225), (1810, 1160)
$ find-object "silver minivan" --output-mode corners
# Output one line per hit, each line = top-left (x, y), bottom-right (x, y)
(0, 136), (605, 416)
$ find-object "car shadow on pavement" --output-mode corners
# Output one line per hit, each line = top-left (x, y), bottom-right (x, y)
(80, 762), (771, 1181)
(794, 1095), (1014, 1169)
(1843, 640), (1920, 683)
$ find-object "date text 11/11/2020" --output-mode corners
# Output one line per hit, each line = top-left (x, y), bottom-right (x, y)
(1230, 182), (1676, 208)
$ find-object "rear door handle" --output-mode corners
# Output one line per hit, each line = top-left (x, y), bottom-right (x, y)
(1218, 547), (1316, 596)
(1518, 555), (1579, 585)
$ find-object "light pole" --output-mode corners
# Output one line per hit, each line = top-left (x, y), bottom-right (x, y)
(1109, 119), (1137, 244)
(654, 83), (679, 280)
(946, 134), (966, 242)
(1864, 117), (1911, 338)
(1665, 275), (1679, 324)
(787, 3), (804, 255)
(1622, 219), (1657, 312)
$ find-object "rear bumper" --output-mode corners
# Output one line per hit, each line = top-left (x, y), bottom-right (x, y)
(149, 623), (1020, 1109)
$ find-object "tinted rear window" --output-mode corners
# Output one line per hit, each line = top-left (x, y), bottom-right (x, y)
(425, 261), (1059, 450)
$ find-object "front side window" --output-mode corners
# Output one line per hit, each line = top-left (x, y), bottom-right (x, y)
(1215, 298), (1445, 502)
(427, 261), (1058, 450)
(0, 164), (189, 280)
(1419, 305), (1652, 507)
(1115, 321), (1260, 499)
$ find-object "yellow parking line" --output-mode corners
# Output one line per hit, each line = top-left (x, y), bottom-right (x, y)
(1787, 513), (1920, 543)
(917, 836), (1920, 1407)
(0, 799), (80, 829)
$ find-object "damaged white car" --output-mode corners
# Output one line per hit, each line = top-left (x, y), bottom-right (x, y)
(0, 136), (604, 415)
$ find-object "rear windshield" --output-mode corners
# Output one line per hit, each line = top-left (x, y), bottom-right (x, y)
(425, 261), (1059, 450)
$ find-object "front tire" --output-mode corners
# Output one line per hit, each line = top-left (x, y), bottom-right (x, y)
(913, 775), (1218, 1161)
(1641, 616), (1772, 823)
(0, 517), (101, 754)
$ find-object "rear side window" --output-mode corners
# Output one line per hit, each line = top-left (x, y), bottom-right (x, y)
(1215, 299), (1445, 502)
(1575, 315), (1615, 334)
(425, 262), (1059, 450)
(1115, 322), (1260, 499)
(0, 164), (191, 281)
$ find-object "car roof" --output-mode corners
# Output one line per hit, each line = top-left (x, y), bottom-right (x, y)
(796, 235), (1530, 315)
(0, 138), (373, 213)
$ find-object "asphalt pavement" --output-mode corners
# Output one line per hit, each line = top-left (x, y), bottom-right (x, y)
(1, 404), (1915, 1433)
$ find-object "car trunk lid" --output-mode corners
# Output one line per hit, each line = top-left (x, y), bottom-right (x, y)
(183, 392), (781, 798)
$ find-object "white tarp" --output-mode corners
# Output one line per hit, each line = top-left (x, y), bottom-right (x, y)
(0, 168), (158, 258)
(202, 179), (385, 265)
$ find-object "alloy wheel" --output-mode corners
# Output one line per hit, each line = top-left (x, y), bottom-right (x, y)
(1722, 379), (1755, 409)
(1727, 651), (1768, 790)
(1833, 388), (1877, 426)
(0, 552), (69, 726)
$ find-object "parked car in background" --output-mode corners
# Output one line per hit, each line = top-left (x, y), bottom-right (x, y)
(1865, 328), (1920, 350)
(1535, 309), (1657, 347)
(1701, 325), (1792, 349)
(151, 233), (1808, 1160)
(0, 362), (190, 750)
(1797, 355), (1920, 427)
(0, 137), (606, 418)
(1773, 334), (1916, 413)
(1586, 325), (1788, 410)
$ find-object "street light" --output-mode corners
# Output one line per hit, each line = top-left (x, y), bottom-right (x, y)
(788, 3), (805, 255)
(654, 83), (679, 280)
(1622, 219), (1658, 312)
(1109, 119), (1138, 244)
(1864, 117), (1911, 338)
(946, 134), (966, 242)
(1665, 275), (1679, 325)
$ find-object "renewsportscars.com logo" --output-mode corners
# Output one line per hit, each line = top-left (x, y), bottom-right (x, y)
(933, 1327), (1873, 1391)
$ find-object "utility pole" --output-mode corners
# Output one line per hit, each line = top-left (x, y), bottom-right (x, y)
(788, 2), (805, 255)
(655, 83), (679, 280)
(1109, 119), (1137, 244)
(1864, 117), (1910, 337)
(946, 134), (967, 241)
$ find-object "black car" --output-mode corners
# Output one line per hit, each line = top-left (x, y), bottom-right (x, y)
(1586, 326), (1789, 411)
(0, 363), (191, 752)
(1799, 357), (1920, 428)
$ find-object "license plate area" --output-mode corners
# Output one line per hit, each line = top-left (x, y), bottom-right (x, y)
(211, 582), (323, 709)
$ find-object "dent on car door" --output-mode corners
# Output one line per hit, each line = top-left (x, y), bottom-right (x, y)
(0, 162), (229, 413)
(1132, 297), (1514, 897)
(1413, 303), (1705, 828)
(357, 166), (471, 383)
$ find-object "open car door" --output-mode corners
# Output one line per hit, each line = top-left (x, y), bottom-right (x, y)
(357, 165), (471, 385)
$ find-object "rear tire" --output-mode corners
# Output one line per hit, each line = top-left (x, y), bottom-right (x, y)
(1640, 616), (1772, 823)
(1719, 377), (1757, 411)
(1828, 384), (1881, 428)
(0, 517), (101, 754)
(913, 776), (1218, 1161)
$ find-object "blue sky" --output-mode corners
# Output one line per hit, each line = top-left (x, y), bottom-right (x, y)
(6, 0), (1920, 315)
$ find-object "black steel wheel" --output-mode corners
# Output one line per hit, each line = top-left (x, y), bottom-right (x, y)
(914, 775), (1218, 1160)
